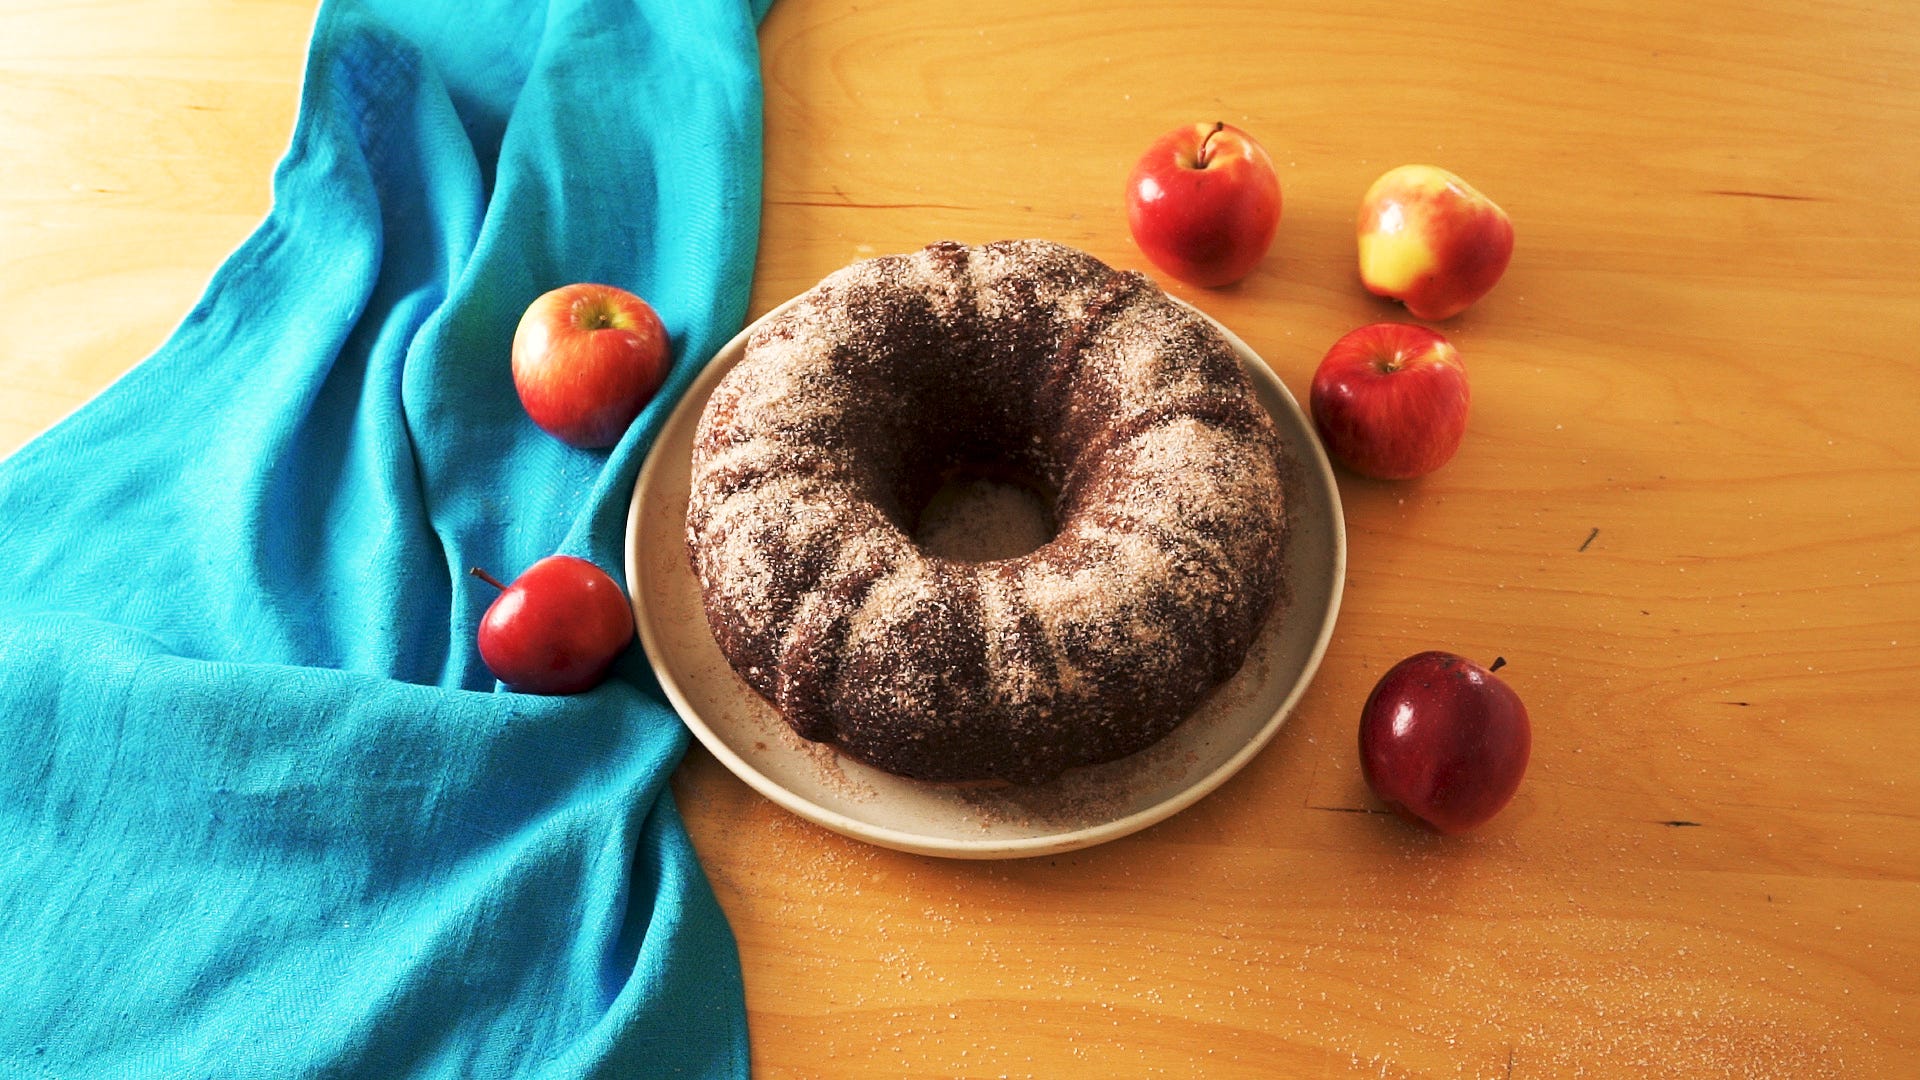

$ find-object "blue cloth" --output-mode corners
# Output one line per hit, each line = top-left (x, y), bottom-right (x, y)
(0, 0), (772, 1075)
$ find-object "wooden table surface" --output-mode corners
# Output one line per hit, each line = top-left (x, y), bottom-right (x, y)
(5, 1), (1916, 1075)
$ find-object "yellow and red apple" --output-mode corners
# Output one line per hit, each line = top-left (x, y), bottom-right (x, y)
(1356, 165), (1513, 321)
(1309, 322), (1469, 480)
(511, 282), (670, 448)
(1125, 121), (1281, 287)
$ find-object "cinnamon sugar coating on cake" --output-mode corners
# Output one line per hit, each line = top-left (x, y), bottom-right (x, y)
(685, 239), (1285, 784)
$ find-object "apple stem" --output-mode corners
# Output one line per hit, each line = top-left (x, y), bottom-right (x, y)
(573, 294), (619, 331)
(1490, 656), (1508, 673)
(1196, 121), (1226, 168)
(469, 566), (509, 592)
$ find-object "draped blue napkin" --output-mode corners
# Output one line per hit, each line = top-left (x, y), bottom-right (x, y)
(0, 0), (772, 1074)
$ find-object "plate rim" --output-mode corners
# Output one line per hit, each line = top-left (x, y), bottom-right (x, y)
(626, 291), (1346, 859)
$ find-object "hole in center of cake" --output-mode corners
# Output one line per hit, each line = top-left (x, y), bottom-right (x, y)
(911, 462), (1057, 562)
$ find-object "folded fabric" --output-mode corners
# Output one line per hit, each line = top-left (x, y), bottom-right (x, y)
(0, 0), (773, 1075)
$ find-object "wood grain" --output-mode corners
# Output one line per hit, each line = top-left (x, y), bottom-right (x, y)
(0, 0), (312, 452)
(4, 0), (1916, 1075)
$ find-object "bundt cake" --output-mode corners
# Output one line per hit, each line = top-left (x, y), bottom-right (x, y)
(684, 239), (1286, 784)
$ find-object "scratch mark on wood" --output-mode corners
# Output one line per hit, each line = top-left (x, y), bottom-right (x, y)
(1578, 527), (1599, 552)
(1721, 700), (1751, 707)
(771, 198), (973, 212)
(1659, 819), (1702, 827)
(1703, 188), (1827, 202)
(1505, 1046), (1516, 1078)
(1308, 804), (1393, 816)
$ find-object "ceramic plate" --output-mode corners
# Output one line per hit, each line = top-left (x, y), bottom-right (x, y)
(625, 296), (1345, 859)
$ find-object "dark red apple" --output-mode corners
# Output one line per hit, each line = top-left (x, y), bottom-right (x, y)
(1125, 121), (1282, 287)
(1309, 322), (1469, 480)
(1358, 652), (1531, 835)
(471, 556), (634, 694)
(512, 282), (670, 448)
(1357, 164), (1514, 321)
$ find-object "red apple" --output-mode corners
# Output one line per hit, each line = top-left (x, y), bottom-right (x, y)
(471, 556), (635, 694)
(512, 283), (670, 448)
(1125, 121), (1281, 287)
(1359, 652), (1531, 835)
(1356, 164), (1513, 320)
(1309, 322), (1469, 480)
